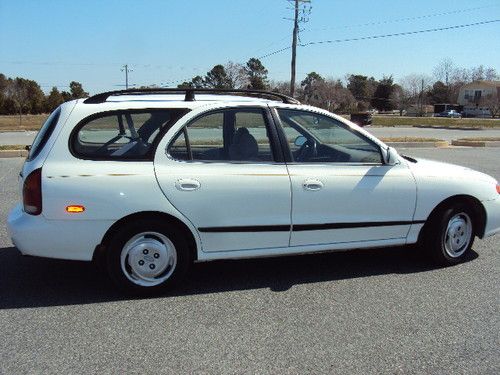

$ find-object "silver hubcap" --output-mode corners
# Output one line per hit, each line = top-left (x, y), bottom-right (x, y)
(444, 212), (472, 258)
(120, 231), (177, 287)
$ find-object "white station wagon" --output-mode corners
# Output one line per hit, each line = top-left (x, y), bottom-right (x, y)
(7, 89), (500, 294)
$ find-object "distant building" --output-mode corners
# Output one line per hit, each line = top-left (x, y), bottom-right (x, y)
(458, 81), (500, 118)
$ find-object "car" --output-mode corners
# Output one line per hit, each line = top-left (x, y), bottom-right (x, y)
(435, 110), (462, 118)
(7, 88), (500, 294)
(349, 112), (372, 127)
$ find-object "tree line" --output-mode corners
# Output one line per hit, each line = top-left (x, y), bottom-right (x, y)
(0, 74), (88, 118)
(1, 57), (498, 120)
(178, 57), (498, 115)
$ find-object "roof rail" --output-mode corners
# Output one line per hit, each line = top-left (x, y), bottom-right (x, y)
(83, 88), (300, 105)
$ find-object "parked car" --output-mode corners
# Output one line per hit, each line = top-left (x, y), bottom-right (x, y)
(350, 112), (372, 127)
(7, 89), (500, 294)
(435, 110), (462, 118)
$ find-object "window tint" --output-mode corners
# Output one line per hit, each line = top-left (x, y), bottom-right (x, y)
(168, 109), (275, 162)
(28, 108), (61, 160)
(72, 109), (188, 159)
(277, 109), (382, 163)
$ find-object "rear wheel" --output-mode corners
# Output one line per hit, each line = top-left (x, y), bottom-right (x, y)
(423, 203), (475, 265)
(106, 219), (190, 295)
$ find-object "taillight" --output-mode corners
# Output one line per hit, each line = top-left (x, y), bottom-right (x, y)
(23, 168), (42, 215)
(497, 184), (500, 194)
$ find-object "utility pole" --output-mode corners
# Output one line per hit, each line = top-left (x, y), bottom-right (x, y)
(121, 64), (133, 90)
(289, 0), (311, 98)
(420, 78), (424, 116)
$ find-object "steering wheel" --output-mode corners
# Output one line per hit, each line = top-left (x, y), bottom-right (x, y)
(295, 138), (318, 162)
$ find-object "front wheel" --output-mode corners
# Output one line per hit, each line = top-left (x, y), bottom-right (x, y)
(423, 204), (475, 266)
(106, 220), (190, 295)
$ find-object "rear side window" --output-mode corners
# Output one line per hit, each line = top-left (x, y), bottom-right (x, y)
(71, 109), (188, 160)
(167, 108), (275, 163)
(28, 108), (61, 161)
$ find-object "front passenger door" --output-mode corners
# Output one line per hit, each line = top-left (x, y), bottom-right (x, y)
(275, 108), (417, 247)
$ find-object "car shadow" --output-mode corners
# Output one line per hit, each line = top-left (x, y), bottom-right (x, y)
(0, 246), (478, 309)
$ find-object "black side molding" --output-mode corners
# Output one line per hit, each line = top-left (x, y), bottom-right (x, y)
(198, 220), (426, 233)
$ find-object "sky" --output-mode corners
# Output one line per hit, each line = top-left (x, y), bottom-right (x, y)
(0, 0), (499, 94)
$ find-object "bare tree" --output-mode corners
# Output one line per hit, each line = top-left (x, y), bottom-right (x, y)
(481, 90), (500, 118)
(399, 74), (433, 98)
(433, 58), (455, 85)
(5, 78), (30, 126)
(224, 61), (248, 89)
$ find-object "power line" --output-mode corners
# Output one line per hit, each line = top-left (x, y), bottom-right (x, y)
(307, 4), (499, 32)
(258, 19), (500, 59)
(303, 19), (500, 47)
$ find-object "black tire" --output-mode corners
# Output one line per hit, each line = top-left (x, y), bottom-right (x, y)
(106, 219), (191, 295)
(422, 203), (475, 266)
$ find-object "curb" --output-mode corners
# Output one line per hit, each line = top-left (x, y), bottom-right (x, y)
(0, 150), (28, 158)
(451, 140), (500, 147)
(412, 125), (484, 131)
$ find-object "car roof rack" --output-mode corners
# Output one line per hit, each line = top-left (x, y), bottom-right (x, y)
(83, 88), (300, 105)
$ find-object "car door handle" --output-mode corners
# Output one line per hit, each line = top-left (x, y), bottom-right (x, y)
(175, 179), (201, 191)
(303, 179), (324, 191)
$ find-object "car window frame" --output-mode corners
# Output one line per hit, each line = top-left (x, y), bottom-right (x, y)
(271, 107), (384, 166)
(69, 108), (190, 161)
(166, 106), (286, 165)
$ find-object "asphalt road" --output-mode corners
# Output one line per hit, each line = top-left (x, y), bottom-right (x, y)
(2, 127), (500, 145)
(1, 149), (499, 374)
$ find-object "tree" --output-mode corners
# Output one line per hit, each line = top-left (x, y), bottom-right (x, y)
(244, 58), (268, 90)
(225, 61), (248, 89)
(69, 81), (89, 99)
(300, 78), (355, 113)
(433, 58), (455, 85)
(371, 76), (396, 111)
(269, 80), (293, 96)
(428, 81), (450, 104)
(26, 79), (45, 113)
(178, 75), (204, 89)
(45, 87), (65, 112)
(390, 84), (412, 116)
(0, 73), (8, 114)
(300, 72), (324, 102)
(481, 90), (500, 118)
(204, 65), (233, 89)
(5, 78), (30, 125)
(347, 74), (377, 111)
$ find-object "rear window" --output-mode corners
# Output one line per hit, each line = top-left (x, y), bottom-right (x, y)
(71, 109), (189, 160)
(28, 108), (61, 161)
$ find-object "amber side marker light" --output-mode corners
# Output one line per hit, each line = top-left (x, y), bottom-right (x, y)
(66, 205), (85, 213)
(497, 184), (500, 194)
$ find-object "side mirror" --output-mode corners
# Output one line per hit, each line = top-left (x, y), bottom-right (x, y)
(294, 135), (307, 147)
(382, 146), (399, 165)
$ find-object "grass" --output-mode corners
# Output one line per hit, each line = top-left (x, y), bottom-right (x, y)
(1, 113), (500, 132)
(371, 115), (500, 128)
(456, 137), (500, 141)
(0, 114), (49, 131)
(0, 144), (27, 150)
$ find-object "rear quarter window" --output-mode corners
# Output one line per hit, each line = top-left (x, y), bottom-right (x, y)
(28, 108), (61, 161)
(70, 108), (189, 160)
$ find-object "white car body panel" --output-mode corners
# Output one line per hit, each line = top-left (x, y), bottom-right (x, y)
(286, 163), (417, 246)
(6, 94), (500, 263)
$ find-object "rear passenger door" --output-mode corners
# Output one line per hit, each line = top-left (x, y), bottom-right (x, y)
(154, 107), (292, 253)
